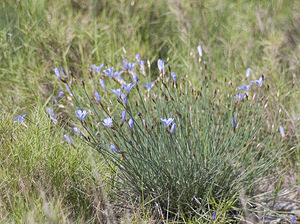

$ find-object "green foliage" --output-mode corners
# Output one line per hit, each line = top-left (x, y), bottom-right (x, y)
(64, 55), (285, 220)
(0, 0), (299, 222)
(0, 106), (113, 223)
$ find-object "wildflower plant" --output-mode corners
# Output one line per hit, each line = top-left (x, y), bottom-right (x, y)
(51, 51), (284, 220)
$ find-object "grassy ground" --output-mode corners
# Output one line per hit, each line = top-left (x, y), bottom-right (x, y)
(0, 0), (299, 223)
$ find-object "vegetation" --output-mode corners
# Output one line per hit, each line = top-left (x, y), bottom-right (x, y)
(0, 0), (299, 223)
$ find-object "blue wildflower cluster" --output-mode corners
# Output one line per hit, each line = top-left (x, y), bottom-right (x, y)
(32, 46), (287, 220)
(234, 69), (264, 100)
(49, 53), (181, 150)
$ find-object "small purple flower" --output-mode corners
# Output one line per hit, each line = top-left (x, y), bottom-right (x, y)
(75, 110), (88, 121)
(73, 126), (83, 136)
(170, 123), (176, 134)
(136, 54), (145, 67)
(95, 91), (101, 103)
(54, 68), (62, 80)
(123, 59), (135, 71)
(237, 83), (252, 91)
(110, 144), (120, 154)
(279, 126), (285, 138)
(141, 82), (154, 91)
(103, 67), (114, 77)
(251, 76), (263, 87)
(91, 64), (104, 73)
(112, 88), (122, 97)
(47, 107), (57, 122)
(246, 68), (251, 78)
(102, 116), (113, 127)
(99, 79), (106, 90)
(123, 83), (135, 93)
(60, 69), (68, 79)
(65, 83), (72, 94)
(212, 211), (216, 221)
(121, 93), (128, 106)
(121, 111), (126, 124)
(171, 72), (177, 84)
(57, 88), (64, 98)
(291, 215), (296, 223)
(160, 118), (175, 127)
(232, 117), (236, 129)
(113, 71), (124, 80)
(197, 45), (203, 57)
(53, 95), (59, 105)
(132, 73), (138, 85)
(234, 93), (246, 100)
(64, 134), (73, 145)
(136, 54), (141, 64)
(157, 59), (165, 73)
(128, 118), (134, 130)
(14, 114), (27, 123)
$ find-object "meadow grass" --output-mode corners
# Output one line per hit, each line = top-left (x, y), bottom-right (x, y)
(0, 0), (299, 223)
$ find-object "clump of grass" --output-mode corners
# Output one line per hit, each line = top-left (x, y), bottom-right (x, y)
(0, 106), (115, 223)
(52, 52), (285, 221)
(1, 0), (298, 222)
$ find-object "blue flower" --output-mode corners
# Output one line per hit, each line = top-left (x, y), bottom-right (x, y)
(112, 88), (122, 97)
(237, 83), (252, 91)
(54, 68), (62, 80)
(251, 77), (263, 87)
(64, 134), (73, 145)
(91, 64), (104, 73)
(291, 215), (296, 223)
(102, 116), (113, 127)
(123, 59), (135, 71)
(110, 144), (120, 154)
(60, 68), (68, 78)
(14, 114), (27, 123)
(136, 54), (145, 67)
(246, 68), (251, 78)
(73, 126), (83, 136)
(113, 71), (124, 80)
(160, 118), (175, 127)
(234, 93), (246, 100)
(75, 110), (88, 121)
(103, 67), (124, 79)
(103, 67), (114, 77)
(99, 79), (106, 90)
(53, 96), (58, 105)
(57, 88), (64, 98)
(95, 91), (101, 103)
(157, 59), (165, 73)
(279, 126), (285, 138)
(121, 93), (128, 106)
(128, 118), (134, 130)
(132, 73), (138, 85)
(65, 83), (72, 94)
(141, 82), (154, 91)
(197, 45), (203, 57)
(47, 107), (57, 122)
(212, 211), (216, 221)
(232, 117), (236, 129)
(170, 123), (176, 134)
(121, 111), (126, 124)
(123, 83), (135, 93)
(171, 72), (177, 84)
